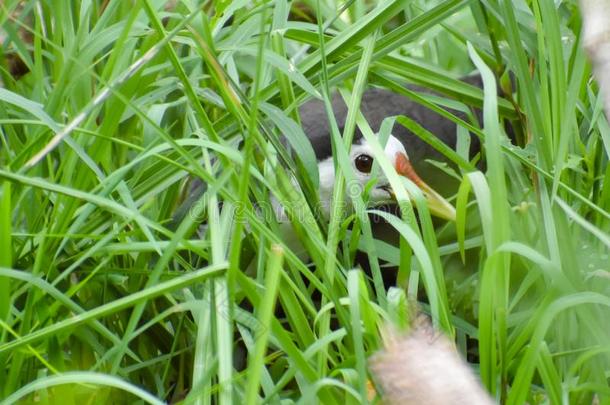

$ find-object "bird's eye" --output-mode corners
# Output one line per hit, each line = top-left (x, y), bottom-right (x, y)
(354, 154), (373, 173)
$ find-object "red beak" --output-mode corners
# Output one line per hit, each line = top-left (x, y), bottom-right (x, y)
(393, 152), (456, 221)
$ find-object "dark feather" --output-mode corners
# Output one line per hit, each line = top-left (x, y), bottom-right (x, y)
(299, 75), (485, 166)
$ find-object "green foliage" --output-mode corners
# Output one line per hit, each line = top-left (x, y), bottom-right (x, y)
(0, 0), (608, 403)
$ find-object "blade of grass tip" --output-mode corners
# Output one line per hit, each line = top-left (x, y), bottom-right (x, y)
(468, 43), (510, 247)
(463, 169), (495, 365)
(245, 244), (284, 405)
(469, 41), (511, 398)
(347, 270), (368, 405)
(386, 287), (410, 330)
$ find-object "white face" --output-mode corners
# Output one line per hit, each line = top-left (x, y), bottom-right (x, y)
(317, 134), (408, 215)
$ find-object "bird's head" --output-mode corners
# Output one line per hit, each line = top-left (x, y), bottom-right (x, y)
(316, 134), (456, 221)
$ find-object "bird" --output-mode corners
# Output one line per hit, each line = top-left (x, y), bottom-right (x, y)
(296, 86), (474, 222)
(173, 79), (489, 261)
(173, 81), (486, 371)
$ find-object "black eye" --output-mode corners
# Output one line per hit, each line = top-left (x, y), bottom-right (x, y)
(354, 154), (373, 173)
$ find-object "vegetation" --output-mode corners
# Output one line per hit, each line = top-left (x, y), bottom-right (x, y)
(1, 0), (609, 403)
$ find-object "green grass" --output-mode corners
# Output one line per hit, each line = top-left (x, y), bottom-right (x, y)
(1, 0), (609, 403)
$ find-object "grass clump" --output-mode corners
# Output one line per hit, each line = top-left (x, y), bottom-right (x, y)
(0, 0), (609, 403)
